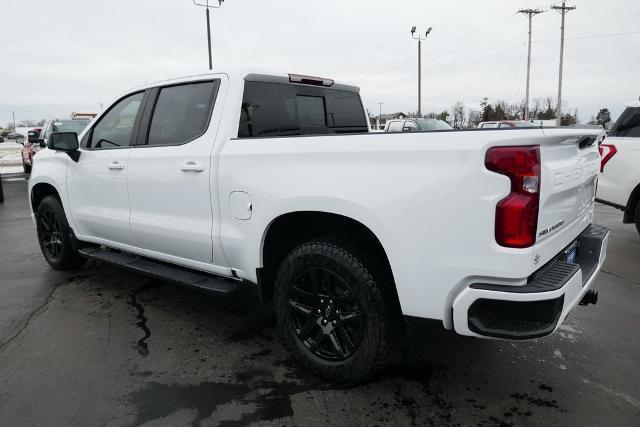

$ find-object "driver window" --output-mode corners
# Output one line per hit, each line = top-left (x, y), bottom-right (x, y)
(88, 92), (144, 149)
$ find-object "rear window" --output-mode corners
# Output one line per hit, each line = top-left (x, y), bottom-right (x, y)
(609, 107), (640, 137)
(147, 81), (219, 146)
(238, 81), (368, 138)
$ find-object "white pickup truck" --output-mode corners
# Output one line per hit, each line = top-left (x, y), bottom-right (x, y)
(28, 70), (608, 382)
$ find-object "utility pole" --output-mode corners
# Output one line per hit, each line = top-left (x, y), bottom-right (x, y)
(192, 0), (225, 70)
(551, 1), (576, 126)
(12, 112), (16, 131)
(377, 102), (383, 130)
(411, 26), (432, 117)
(517, 8), (544, 121)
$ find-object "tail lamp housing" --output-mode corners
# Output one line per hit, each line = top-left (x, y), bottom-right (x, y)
(485, 146), (541, 248)
(598, 144), (617, 172)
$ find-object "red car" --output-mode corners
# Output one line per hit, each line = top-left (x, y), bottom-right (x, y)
(21, 128), (42, 173)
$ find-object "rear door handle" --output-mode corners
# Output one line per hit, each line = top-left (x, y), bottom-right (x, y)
(108, 162), (124, 170)
(181, 162), (205, 172)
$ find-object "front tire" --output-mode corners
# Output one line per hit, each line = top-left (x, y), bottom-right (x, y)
(36, 196), (86, 270)
(274, 239), (402, 383)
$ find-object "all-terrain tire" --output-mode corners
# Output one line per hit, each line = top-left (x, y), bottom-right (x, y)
(274, 238), (403, 383)
(635, 200), (640, 235)
(36, 195), (86, 270)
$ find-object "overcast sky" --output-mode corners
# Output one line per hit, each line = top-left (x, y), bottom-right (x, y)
(1, 0), (638, 125)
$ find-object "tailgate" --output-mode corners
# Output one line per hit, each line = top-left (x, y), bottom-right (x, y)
(535, 128), (604, 266)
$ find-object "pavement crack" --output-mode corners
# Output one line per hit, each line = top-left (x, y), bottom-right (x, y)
(0, 284), (59, 352)
(128, 280), (163, 357)
(600, 269), (640, 287)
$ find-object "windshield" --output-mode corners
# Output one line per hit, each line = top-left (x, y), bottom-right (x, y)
(609, 107), (640, 137)
(414, 118), (453, 131)
(51, 120), (90, 134)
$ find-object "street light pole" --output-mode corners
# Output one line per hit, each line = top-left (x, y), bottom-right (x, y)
(12, 111), (16, 131)
(192, 0), (225, 70)
(411, 26), (432, 117)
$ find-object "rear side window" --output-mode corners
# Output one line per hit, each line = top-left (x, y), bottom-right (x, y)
(238, 81), (368, 138)
(387, 121), (403, 132)
(610, 107), (640, 138)
(147, 81), (219, 146)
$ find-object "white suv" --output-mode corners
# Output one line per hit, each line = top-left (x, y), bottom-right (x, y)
(596, 101), (640, 234)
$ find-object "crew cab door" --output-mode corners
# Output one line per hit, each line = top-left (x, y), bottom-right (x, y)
(127, 79), (221, 263)
(67, 91), (147, 245)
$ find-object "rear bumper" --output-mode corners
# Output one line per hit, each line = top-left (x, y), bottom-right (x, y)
(452, 224), (609, 340)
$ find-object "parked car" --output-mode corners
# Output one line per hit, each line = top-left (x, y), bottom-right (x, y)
(20, 128), (42, 173)
(29, 71), (607, 382)
(7, 132), (25, 143)
(22, 119), (90, 173)
(384, 118), (452, 132)
(0, 136), (4, 143)
(596, 100), (640, 234)
(478, 120), (540, 129)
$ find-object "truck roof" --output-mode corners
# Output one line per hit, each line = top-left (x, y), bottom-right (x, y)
(128, 69), (359, 94)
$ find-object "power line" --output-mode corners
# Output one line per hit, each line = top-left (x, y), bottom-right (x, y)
(551, 1), (576, 126)
(535, 12), (640, 32)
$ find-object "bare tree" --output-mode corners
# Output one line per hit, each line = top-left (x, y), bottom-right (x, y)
(452, 101), (465, 128)
(468, 109), (482, 127)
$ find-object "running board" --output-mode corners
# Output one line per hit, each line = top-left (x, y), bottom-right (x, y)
(78, 247), (238, 296)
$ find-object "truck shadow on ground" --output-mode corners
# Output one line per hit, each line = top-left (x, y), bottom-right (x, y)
(67, 264), (564, 426)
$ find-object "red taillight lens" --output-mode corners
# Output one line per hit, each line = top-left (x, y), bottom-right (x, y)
(598, 144), (617, 172)
(485, 146), (541, 248)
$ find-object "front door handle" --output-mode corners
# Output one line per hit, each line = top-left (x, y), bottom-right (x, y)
(181, 162), (205, 172)
(108, 161), (124, 170)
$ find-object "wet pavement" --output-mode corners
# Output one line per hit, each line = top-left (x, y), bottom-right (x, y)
(1, 177), (639, 426)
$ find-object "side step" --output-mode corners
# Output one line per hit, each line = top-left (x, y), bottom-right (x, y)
(78, 247), (238, 296)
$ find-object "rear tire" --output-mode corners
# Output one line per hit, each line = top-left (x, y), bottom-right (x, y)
(274, 238), (402, 383)
(635, 200), (640, 235)
(36, 196), (86, 270)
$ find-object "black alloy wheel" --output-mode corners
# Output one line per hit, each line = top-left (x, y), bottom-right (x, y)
(35, 196), (86, 270)
(287, 266), (364, 361)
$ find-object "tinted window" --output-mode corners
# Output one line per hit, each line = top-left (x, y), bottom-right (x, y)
(89, 92), (144, 148)
(147, 81), (218, 146)
(238, 81), (368, 138)
(610, 107), (640, 138)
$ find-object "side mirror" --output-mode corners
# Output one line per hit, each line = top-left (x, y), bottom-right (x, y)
(49, 132), (80, 162)
(37, 138), (47, 148)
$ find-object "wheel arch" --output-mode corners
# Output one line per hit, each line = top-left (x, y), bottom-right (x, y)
(258, 210), (400, 308)
(623, 182), (640, 223)
(30, 182), (62, 214)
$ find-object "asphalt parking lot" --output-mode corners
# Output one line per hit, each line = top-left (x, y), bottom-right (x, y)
(0, 176), (638, 426)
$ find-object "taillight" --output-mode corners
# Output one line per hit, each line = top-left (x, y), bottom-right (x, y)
(598, 144), (617, 172)
(485, 146), (541, 248)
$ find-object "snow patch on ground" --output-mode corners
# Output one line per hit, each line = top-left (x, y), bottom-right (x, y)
(0, 143), (23, 166)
